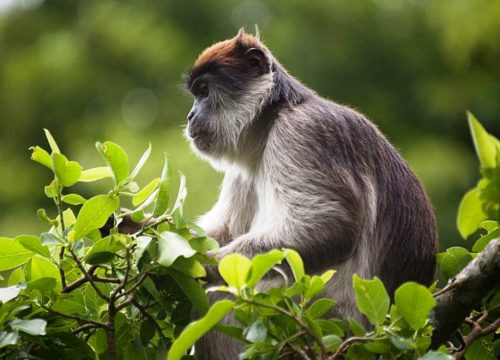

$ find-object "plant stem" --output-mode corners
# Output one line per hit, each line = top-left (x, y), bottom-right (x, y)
(329, 336), (372, 359)
(69, 249), (110, 301)
(43, 306), (106, 328)
(107, 301), (116, 360)
(56, 192), (67, 288)
(453, 314), (500, 359)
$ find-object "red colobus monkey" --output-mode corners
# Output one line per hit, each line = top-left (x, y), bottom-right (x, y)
(184, 29), (437, 359)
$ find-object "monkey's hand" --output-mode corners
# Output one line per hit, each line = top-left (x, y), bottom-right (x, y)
(202, 250), (225, 285)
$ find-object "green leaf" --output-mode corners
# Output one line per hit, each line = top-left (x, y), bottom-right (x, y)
(71, 195), (119, 241)
(364, 340), (391, 354)
(10, 318), (47, 336)
(16, 235), (50, 258)
(0, 237), (34, 271)
(130, 210), (145, 223)
(0, 331), (19, 349)
(37, 208), (56, 225)
(172, 257), (206, 278)
(467, 112), (497, 169)
(29, 255), (61, 292)
(132, 178), (160, 207)
(140, 319), (156, 346)
(44, 180), (59, 198)
(130, 143), (152, 180)
(168, 300), (234, 360)
(285, 249), (304, 282)
(247, 249), (284, 288)
(40, 232), (61, 245)
(316, 319), (345, 337)
(305, 298), (337, 319)
(59, 208), (77, 230)
(323, 334), (342, 351)
(62, 193), (87, 205)
(52, 292), (86, 315)
(190, 236), (219, 253)
(352, 275), (390, 326)
(218, 253), (252, 289)
(390, 335), (416, 350)
(169, 171), (186, 224)
(464, 337), (495, 360)
(157, 231), (196, 267)
(84, 283), (109, 319)
(394, 282), (436, 330)
(86, 236), (122, 265)
(436, 247), (473, 279)
(28, 278), (57, 292)
(8, 268), (25, 286)
(473, 227), (500, 252)
(79, 167), (113, 182)
(479, 220), (498, 232)
(457, 188), (488, 239)
(304, 275), (326, 300)
(347, 317), (365, 336)
(245, 320), (267, 343)
(0, 285), (21, 303)
(51, 153), (82, 187)
(96, 141), (129, 185)
(285, 282), (307, 297)
(418, 351), (455, 360)
(30, 146), (52, 169)
(320, 269), (336, 284)
(44, 128), (61, 154)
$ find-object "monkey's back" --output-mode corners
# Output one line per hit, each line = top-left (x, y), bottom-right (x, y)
(273, 96), (438, 297)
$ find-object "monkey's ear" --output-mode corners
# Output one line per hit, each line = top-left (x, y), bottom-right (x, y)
(245, 48), (270, 75)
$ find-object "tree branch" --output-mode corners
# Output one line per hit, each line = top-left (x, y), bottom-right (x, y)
(431, 238), (500, 348)
(453, 315), (500, 359)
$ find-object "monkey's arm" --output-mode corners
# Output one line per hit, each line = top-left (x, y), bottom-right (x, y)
(198, 168), (256, 246)
(212, 168), (365, 275)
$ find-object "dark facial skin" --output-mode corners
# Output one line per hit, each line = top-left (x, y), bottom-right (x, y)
(186, 75), (213, 152)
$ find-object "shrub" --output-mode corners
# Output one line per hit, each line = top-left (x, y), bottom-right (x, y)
(0, 113), (498, 359)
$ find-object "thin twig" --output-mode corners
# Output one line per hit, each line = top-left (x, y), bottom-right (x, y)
(59, 247), (67, 289)
(72, 323), (101, 335)
(69, 249), (110, 301)
(119, 271), (149, 299)
(452, 315), (500, 360)
(116, 294), (135, 312)
(288, 343), (312, 360)
(111, 247), (131, 301)
(330, 336), (371, 359)
(43, 306), (107, 328)
(62, 265), (97, 293)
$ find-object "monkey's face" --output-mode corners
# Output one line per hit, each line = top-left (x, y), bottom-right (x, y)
(184, 30), (274, 161)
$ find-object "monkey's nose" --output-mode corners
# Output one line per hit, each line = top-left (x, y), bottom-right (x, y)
(187, 110), (195, 122)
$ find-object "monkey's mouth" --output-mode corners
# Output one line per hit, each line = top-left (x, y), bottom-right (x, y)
(189, 129), (212, 152)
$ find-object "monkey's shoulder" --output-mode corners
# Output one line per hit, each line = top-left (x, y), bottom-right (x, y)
(272, 97), (390, 155)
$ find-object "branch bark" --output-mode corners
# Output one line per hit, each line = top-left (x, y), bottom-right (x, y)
(431, 238), (500, 348)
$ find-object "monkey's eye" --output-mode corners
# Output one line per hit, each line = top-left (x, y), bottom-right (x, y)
(193, 80), (209, 98)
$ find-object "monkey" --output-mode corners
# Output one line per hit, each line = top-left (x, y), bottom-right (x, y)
(184, 29), (438, 359)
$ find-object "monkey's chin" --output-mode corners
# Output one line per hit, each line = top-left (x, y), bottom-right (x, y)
(189, 135), (223, 162)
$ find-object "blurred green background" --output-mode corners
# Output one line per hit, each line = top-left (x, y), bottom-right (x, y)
(0, 0), (499, 250)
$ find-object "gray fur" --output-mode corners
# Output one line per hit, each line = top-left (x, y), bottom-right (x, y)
(185, 34), (437, 359)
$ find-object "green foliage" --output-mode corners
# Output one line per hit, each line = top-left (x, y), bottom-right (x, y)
(0, 131), (217, 359)
(353, 275), (389, 326)
(2, 115), (498, 359)
(457, 113), (500, 240)
(436, 114), (500, 360)
(169, 251), (445, 360)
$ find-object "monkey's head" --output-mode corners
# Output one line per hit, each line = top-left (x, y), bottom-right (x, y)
(184, 29), (274, 162)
